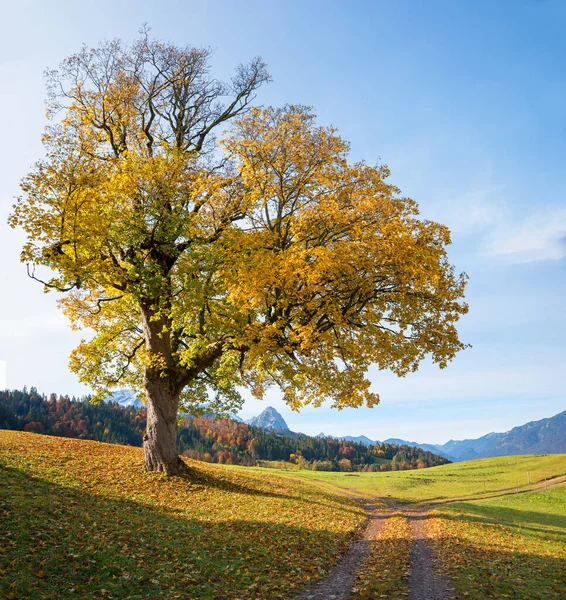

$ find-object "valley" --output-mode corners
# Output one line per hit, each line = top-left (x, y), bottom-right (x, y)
(1, 430), (564, 599)
(263, 454), (566, 503)
(3, 7), (565, 600)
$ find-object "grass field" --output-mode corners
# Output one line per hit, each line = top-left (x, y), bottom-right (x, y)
(259, 454), (566, 503)
(0, 431), (365, 600)
(2, 431), (565, 600)
(428, 487), (566, 599)
(225, 452), (566, 598)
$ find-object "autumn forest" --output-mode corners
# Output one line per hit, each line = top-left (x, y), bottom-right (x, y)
(0, 388), (449, 472)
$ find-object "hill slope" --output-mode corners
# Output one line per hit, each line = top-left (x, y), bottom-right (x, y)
(430, 486), (566, 599)
(267, 454), (566, 503)
(0, 430), (365, 600)
(1, 390), (450, 471)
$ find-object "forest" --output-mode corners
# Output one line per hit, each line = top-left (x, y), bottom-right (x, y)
(0, 388), (450, 472)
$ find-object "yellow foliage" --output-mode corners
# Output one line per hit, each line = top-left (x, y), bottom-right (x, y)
(9, 35), (468, 417)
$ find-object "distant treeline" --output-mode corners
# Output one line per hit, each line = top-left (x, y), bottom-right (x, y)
(0, 388), (450, 472)
(0, 388), (145, 446)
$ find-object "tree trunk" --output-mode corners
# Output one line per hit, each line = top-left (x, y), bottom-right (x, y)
(139, 300), (188, 476)
(139, 300), (224, 476)
(143, 377), (186, 475)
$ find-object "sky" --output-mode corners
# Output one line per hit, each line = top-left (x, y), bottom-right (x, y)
(0, 0), (565, 443)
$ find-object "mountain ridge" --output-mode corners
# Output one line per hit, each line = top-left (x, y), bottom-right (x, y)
(106, 392), (565, 462)
(302, 410), (566, 461)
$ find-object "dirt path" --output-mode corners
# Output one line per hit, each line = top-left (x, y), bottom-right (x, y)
(295, 477), (566, 600)
(406, 508), (455, 600)
(403, 476), (566, 600)
(377, 497), (455, 600)
(296, 501), (388, 600)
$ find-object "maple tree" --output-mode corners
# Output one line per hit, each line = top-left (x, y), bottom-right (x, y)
(10, 33), (468, 474)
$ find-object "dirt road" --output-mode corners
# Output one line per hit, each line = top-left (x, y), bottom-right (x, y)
(295, 475), (566, 600)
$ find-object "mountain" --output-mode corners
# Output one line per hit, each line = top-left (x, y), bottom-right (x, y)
(316, 432), (376, 445)
(386, 410), (566, 461)
(438, 432), (504, 461)
(106, 390), (243, 422)
(383, 438), (453, 459)
(247, 406), (290, 431)
(317, 432), (448, 454)
(107, 390), (144, 409)
(338, 434), (377, 446)
(106, 393), (566, 462)
(441, 411), (566, 460)
(489, 411), (566, 455)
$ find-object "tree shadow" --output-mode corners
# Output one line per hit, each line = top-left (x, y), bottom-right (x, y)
(415, 508), (566, 599)
(167, 458), (365, 517)
(434, 502), (566, 542)
(309, 517), (566, 600)
(0, 465), (356, 600)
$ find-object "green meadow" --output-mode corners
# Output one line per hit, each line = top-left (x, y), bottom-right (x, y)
(428, 486), (566, 598)
(2, 431), (565, 600)
(256, 454), (566, 504)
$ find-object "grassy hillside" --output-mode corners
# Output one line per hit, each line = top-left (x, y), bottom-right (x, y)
(264, 454), (566, 503)
(0, 430), (365, 600)
(428, 487), (566, 599)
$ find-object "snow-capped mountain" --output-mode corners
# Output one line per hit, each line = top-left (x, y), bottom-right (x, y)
(106, 390), (144, 409)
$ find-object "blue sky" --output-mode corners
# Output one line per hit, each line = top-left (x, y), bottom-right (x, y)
(0, 0), (565, 443)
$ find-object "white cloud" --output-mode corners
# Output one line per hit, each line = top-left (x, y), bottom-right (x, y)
(427, 185), (505, 235)
(424, 182), (566, 265)
(484, 206), (566, 263)
(0, 361), (6, 388)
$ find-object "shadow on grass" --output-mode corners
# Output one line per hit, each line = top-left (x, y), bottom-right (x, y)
(0, 465), (353, 600)
(418, 509), (566, 600)
(436, 502), (566, 542)
(178, 460), (363, 515)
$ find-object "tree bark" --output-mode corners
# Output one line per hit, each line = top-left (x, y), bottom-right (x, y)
(143, 376), (186, 475)
(140, 301), (187, 475)
(139, 300), (226, 475)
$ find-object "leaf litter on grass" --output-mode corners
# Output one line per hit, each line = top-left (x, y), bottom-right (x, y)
(426, 488), (566, 599)
(0, 430), (366, 600)
(351, 513), (412, 600)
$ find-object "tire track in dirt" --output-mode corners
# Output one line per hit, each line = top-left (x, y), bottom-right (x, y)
(406, 508), (455, 600)
(295, 501), (389, 600)
(294, 477), (566, 600)
(378, 497), (455, 600)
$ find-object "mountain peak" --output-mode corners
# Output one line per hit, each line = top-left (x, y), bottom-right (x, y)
(107, 389), (144, 409)
(248, 407), (289, 431)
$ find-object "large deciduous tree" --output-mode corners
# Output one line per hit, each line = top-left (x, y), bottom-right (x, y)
(10, 33), (468, 475)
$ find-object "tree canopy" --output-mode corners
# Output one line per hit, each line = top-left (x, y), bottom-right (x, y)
(9, 32), (468, 472)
